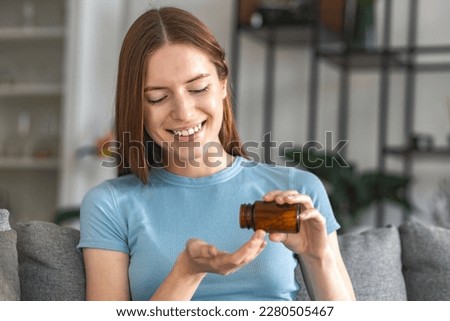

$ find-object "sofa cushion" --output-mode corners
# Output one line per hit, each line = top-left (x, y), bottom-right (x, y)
(399, 220), (450, 300)
(339, 226), (407, 300)
(16, 221), (85, 300)
(296, 226), (407, 300)
(0, 209), (20, 300)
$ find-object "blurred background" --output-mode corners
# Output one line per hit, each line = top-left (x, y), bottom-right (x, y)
(0, 0), (449, 232)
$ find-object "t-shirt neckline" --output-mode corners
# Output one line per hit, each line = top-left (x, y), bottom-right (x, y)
(150, 156), (245, 187)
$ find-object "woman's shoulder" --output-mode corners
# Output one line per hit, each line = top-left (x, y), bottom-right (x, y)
(82, 173), (143, 201)
(241, 158), (325, 191)
(241, 158), (317, 179)
(105, 173), (142, 188)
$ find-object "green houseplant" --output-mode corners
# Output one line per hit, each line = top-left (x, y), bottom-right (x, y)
(284, 149), (412, 231)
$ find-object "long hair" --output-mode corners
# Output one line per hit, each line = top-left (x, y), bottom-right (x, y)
(115, 7), (246, 184)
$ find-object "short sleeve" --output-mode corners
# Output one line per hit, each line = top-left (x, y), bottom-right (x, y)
(77, 182), (129, 254)
(290, 169), (340, 234)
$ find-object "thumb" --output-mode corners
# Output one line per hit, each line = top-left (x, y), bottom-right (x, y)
(268, 233), (288, 243)
(186, 238), (209, 258)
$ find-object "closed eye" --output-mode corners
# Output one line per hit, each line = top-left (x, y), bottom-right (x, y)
(148, 96), (167, 105)
(189, 85), (209, 94)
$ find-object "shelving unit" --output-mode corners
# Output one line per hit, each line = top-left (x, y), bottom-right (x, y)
(0, 83), (62, 96)
(0, 26), (64, 40)
(308, 0), (450, 225)
(384, 147), (450, 158)
(231, 0), (450, 227)
(0, 0), (66, 222)
(231, 0), (313, 164)
(0, 156), (59, 170)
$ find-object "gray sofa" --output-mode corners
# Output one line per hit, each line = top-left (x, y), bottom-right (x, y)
(1, 208), (449, 301)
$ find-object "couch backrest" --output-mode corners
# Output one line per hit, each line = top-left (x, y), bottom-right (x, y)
(399, 220), (450, 300)
(296, 220), (450, 301)
(15, 220), (85, 300)
(296, 225), (407, 300)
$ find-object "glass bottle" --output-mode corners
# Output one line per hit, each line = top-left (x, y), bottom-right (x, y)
(239, 201), (303, 233)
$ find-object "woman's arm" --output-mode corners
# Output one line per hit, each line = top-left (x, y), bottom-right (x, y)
(152, 230), (266, 300)
(83, 249), (130, 300)
(83, 231), (267, 301)
(264, 190), (356, 301)
(83, 248), (205, 300)
(298, 232), (355, 300)
(149, 250), (207, 300)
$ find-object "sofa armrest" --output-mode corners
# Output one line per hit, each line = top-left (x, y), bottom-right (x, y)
(16, 220), (85, 300)
(0, 209), (20, 300)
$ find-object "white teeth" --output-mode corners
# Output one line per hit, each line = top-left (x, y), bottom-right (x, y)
(172, 122), (204, 136)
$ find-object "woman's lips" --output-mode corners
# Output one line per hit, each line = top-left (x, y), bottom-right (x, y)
(171, 121), (206, 142)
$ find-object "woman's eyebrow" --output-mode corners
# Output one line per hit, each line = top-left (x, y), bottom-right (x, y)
(185, 73), (210, 84)
(144, 73), (211, 92)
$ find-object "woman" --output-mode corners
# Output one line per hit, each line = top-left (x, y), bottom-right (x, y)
(78, 7), (355, 301)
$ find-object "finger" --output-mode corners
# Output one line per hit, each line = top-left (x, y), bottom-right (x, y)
(248, 230), (266, 247)
(186, 239), (215, 258)
(228, 230), (267, 264)
(197, 244), (219, 259)
(263, 190), (283, 202)
(208, 245), (218, 257)
(264, 190), (300, 204)
(255, 231), (268, 254)
(300, 208), (326, 225)
(272, 190), (302, 204)
(185, 238), (205, 254)
(230, 240), (266, 266)
(284, 193), (314, 209)
(256, 239), (267, 256)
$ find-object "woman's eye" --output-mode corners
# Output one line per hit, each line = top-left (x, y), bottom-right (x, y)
(190, 86), (209, 94)
(147, 96), (167, 105)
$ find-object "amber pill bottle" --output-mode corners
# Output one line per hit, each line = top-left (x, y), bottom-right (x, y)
(239, 201), (303, 233)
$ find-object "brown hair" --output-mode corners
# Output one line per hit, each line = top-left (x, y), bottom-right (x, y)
(115, 7), (246, 184)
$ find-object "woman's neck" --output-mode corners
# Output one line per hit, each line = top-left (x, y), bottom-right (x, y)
(164, 150), (235, 178)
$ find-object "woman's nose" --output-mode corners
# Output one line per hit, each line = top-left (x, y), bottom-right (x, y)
(171, 94), (196, 121)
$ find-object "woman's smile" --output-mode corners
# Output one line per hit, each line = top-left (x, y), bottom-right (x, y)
(168, 120), (207, 142)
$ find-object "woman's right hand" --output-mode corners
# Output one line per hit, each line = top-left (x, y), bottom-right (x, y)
(150, 231), (266, 300)
(182, 230), (267, 276)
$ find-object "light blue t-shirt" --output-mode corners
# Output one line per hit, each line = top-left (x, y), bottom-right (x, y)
(78, 156), (339, 301)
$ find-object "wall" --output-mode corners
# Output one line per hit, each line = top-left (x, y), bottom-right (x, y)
(125, 0), (234, 53)
(59, 0), (126, 207)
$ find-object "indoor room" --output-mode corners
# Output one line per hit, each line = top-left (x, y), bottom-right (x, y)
(0, 0), (449, 305)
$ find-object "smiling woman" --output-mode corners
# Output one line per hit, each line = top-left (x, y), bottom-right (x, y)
(77, 6), (355, 301)
(143, 44), (229, 177)
(114, 7), (245, 183)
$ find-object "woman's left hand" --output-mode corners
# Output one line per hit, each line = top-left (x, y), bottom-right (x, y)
(263, 190), (330, 260)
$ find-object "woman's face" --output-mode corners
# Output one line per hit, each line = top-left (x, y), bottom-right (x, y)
(143, 44), (227, 166)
